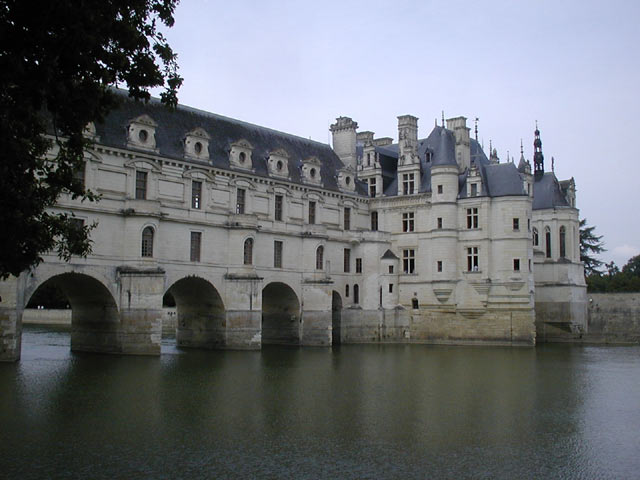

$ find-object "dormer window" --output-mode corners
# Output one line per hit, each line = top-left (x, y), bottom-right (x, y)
(267, 149), (290, 178)
(337, 167), (356, 192)
(229, 139), (253, 170)
(127, 114), (157, 151)
(301, 157), (322, 185)
(184, 127), (210, 161)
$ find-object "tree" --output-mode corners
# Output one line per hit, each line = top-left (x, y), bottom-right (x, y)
(622, 255), (640, 277)
(0, 1), (182, 279)
(579, 218), (605, 276)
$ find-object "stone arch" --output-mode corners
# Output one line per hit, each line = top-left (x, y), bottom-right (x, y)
(166, 276), (226, 349)
(261, 282), (301, 345)
(331, 290), (343, 345)
(24, 272), (120, 353)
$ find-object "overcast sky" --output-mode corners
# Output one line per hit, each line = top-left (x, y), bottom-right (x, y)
(158, 0), (639, 267)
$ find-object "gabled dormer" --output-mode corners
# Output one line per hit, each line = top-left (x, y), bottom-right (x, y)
(337, 166), (356, 192)
(184, 127), (210, 161)
(466, 164), (482, 197)
(267, 148), (290, 178)
(229, 139), (253, 171)
(127, 114), (157, 151)
(301, 156), (322, 186)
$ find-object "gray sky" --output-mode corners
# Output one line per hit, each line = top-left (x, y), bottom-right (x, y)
(158, 0), (640, 267)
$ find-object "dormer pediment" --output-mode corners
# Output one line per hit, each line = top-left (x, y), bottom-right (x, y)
(184, 127), (210, 161)
(127, 115), (157, 151)
(337, 166), (356, 192)
(229, 139), (253, 170)
(301, 156), (322, 185)
(267, 149), (290, 178)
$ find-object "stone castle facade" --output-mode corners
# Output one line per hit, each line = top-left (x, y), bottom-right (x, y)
(0, 92), (586, 360)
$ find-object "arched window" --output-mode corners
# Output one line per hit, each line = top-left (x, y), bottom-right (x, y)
(141, 226), (154, 257)
(316, 245), (324, 270)
(353, 284), (359, 304)
(345, 284), (349, 298)
(545, 227), (551, 258)
(559, 226), (566, 258)
(243, 238), (253, 265)
(532, 227), (539, 246)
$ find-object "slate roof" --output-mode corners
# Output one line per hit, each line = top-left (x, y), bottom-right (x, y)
(533, 172), (571, 210)
(92, 90), (367, 195)
(364, 124), (526, 199)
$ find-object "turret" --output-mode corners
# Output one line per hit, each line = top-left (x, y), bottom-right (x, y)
(330, 116), (358, 171)
(533, 124), (544, 180)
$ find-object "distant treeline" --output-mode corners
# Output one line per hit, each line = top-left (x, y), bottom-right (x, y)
(587, 255), (640, 293)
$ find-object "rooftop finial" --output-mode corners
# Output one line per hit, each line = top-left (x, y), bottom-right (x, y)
(489, 139), (492, 153)
(533, 122), (544, 180)
(435, 118), (437, 127)
(520, 138), (524, 157)
(552, 156), (555, 172)
(442, 111), (445, 127)
(474, 117), (479, 141)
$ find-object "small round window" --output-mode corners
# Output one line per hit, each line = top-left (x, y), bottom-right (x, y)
(345, 176), (351, 185)
(239, 152), (246, 164)
(276, 160), (283, 171)
(310, 168), (316, 178)
(194, 142), (203, 155)
(138, 129), (148, 143)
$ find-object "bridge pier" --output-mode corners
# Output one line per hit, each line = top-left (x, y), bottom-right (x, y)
(116, 267), (164, 355)
(301, 280), (333, 346)
(0, 276), (23, 362)
(224, 273), (262, 349)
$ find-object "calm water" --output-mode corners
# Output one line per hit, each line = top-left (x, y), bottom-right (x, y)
(1, 326), (639, 479)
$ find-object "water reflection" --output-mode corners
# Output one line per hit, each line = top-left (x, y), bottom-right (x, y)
(0, 326), (639, 479)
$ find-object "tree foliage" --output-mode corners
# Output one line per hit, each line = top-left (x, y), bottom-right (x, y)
(587, 255), (640, 293)
(0, 0), (182, 279)
(579, 218), (605, 276)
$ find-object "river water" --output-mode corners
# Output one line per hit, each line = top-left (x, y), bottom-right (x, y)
(1, 325), (639, 479)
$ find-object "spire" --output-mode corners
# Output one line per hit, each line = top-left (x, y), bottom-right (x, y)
(442, 111), (445, 127)
(520, 139), (525, 161)
(533, 122), (544, 180)
(474, 117), (479, 141)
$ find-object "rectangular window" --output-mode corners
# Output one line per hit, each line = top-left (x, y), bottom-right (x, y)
(73, 165), (85, 189)
(356, 258), (362, 273)
(402, 173), (415, 195)
(369, 178), (377, 197)
(403, 249), (415, 274)
(274, 240), (283, 268)
(527, 218), (531, 232)
(389, 284), (393, 293)
(190, 232), (201, 262)
(466, 208), (479, 229)
(467, 247), (479, 272)
(274, 194), (283, 221)
(309, 201), (316, 224)
(513, 218), (520, 231)
(402, 212), (415, 232)
(371, 211), (378, 231)
(236, 188), (246, 214)
(437, 184), (443, 194)
(471, 183), (478, 196)
(388, 265), (394, 274)
(135, 171), (147, 200)
(437, 217), (443, 229)
(191, 180), (202, 209)
(344, 248), (351, 273)
(513, 258), (520, 271)
(344, 207), (351, 230)
(437, 261), (443, 272)
(529, 259), (532, 272)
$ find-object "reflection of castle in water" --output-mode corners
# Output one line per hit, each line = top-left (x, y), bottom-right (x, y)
(0, 91), (586, 360)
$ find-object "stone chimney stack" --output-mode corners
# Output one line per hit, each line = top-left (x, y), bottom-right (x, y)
(397, 115), (418, 165)
(330, 116), (358, 170)
(446, 116), (471, 171)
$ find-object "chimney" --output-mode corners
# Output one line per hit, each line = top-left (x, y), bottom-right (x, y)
(397, 115), (418, 165)
(357, 131), (374, 145)
(330, 116), (358, 170)
(446, 116), (470, 171)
